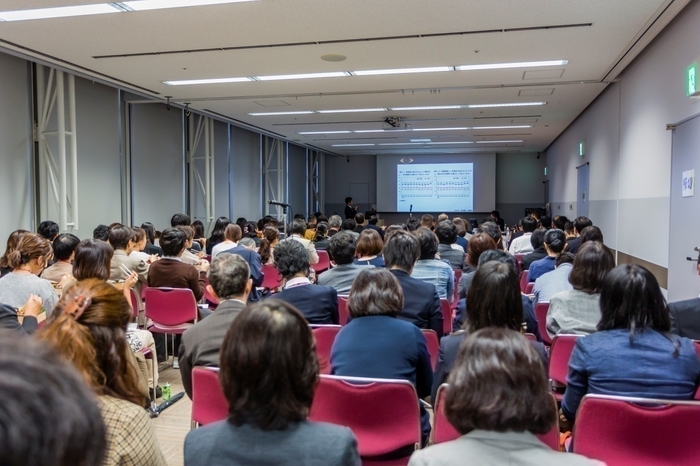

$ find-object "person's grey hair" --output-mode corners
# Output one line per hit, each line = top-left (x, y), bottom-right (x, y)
(208, 254), (250, 299)
(328, 215), (342, 229)
(238, 237), (256, 248)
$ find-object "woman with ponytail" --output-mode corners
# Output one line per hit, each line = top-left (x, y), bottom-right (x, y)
(0, 229), (29, 277)
(0, 233), (58, 314)
(258, 226), (279, 265)
(40, 279), (166, 466)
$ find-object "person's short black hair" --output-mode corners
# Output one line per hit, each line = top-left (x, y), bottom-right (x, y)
(553, 215), (569, 231)
(543, 229), (566, 254)
(291, 219), (307, 236)
(490, 210), (501, 219)
(521, 217), (538, 233)
(383, 230), (420, 271)
(342, 219), (356, 231)
(348, 268), (403, 318)
(435, 220), (457, 245)
(345, 197), (353, 204)
(555, 252), (575, 267)
(445, 328), (555, 435)
(580, 226), (604, 244)
(37, 220), (60, 241)
(530, 228), (546, 250)
(415, 227), (438, 260)
(274, 240), (310, 279)
(293, 214), (305, 220)
(0, 333), (107, 466)
(92, 225), (109, 241)
(160, 227), (187, 257)
(220, 300), (318, 430)
(170, 213), (190, 227)
(354, 213), (365, 225)
(406, 217), (421, 231)
(477, 222), (501, 247)
(573, 216), (593, 234)
(477, 249), (517, 271)
(368, 215), (378, 225)
(569, 241), (615, 294)
(107, 225), (131, 250)
(540, 216), (552, 229)
(328, 231), (357, 265)
(208, 254), (250, 299)
(52, 233), (81, 261)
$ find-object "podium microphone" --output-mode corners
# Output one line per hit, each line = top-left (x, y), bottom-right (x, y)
(268, 200), (291, 207)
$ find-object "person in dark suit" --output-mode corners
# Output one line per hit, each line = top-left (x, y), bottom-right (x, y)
(432, 261), (548, 401)
(353, 213), (365, 233)
(490, 210), (506, 231)
(221, 241), (264, 302)
(344, 197), (357, 220)
(365, 215), (385, 240)
(670, 297), (700, 340)
(435, 220), (464, 271)
(565, 216), (592, 255)
(331, 268), (433, 446)
(178, 254), (252, 398)
(0, 294), (42, 335)
(270, 240), (338, 325)
(521, 228), (547, 271)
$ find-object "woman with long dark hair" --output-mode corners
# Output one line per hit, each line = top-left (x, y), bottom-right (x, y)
(206, 216), (231, 255)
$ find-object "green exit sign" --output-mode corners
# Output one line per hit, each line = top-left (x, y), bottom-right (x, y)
(688, 63), (697, 96)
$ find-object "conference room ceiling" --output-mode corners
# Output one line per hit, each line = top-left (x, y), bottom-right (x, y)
(0, 0), (687, 156)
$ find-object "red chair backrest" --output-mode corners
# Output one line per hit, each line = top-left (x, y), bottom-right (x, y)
(440, 299), (452, 335)
(312, 250), (331, 274)
(549, 334), (579, 387)
(202, 274), (219, 307)
(524, 282), (535, 294)
(695, 341), (700, 400)
(311, 325), (342, 375)
(519, 270), (529, 292)
(191, 367), (229, 427)
(261, 264), (283, 290)
(129, 288), (140, 319)
(452, 269), (462, 307)
(144, 287), (198, 326)
(432, 384), (560, 450)
(535, 303), (551, 345)
(573, 395), (700, 466)
(338, 296), (349, 326)
(524, 333), (537, 342)
(421, 329), (439, 371)
(514, 254), (525, 275)
(309, 375), (421, 457)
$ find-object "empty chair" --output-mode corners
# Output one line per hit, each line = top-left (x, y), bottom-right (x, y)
(190, 367), (228, 429)
(311, 325), (342, 375)
(145, 287), (198, 365)
(548, 334), (580, 401)
(573, 394), (700, 466)
(421, 329), (439, 371)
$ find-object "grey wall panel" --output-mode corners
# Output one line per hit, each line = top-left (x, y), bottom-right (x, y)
(288, 144), (307, 218)
(190, 119), (230, 230)
(324, 155), (376, 216)
(0, 53), (32, 242)
(130, 104), (184, 231)
(230, 126), (262, 221)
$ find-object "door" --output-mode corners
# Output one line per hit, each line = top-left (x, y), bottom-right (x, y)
(669, 115), (700, 301)
(577, 163), (589, 218)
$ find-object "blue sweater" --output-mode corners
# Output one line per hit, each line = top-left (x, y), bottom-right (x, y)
(562, 329), (700, 420)
(528, 256), (556, 283)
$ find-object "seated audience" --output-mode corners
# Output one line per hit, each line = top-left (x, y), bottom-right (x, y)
(406, 217), (421, 232)
(458, 232), (497, 297)
(546, 241), (615, 338)
(478, 221), (505, 251)
(258, 225), (280, 265)
(385, 224), (408, 236)
(271, 240), (338, 325)
(40, 279), (166, 465)
(327, 215), (342, 237)
(172, 213), (202, 252)
(318, 231), (364, 295)
(178, 226), (208, 266)
(411, 328), (600, 466)
(384, 230), (443, 336)
(212, 224), (242, 258)
(533, 253), (575, 305)
(331, 268), (433, 445)
(184, 300), (360, 466)
(0, 334), (108, 466)
(561, 264), (700, 422)
(288, 219), (320, 265)
(0, 229), (29, 277)
(127, 227), (152, 264)
(539, 215), (552, 229)
(220, 233), (264, 302)
(0, 233), (58, 314)
(669, 257), (700, 339)
(565, 216), (592, 254)
(313, 222), (331, 250)
(41, 233), (80, 284)
(420, 214), (435, 230)
(437, 213), (449, 223)
(0, 294), (43, 335)
(354, 229), (385, 267)
(93, 224), (109, 241)
(341, 218), (360, 239)
(508, 219), (524, 246)
(580, 225), (604, 245)
(242, 221), (261, 247)
(304, 215), (317, 240)
(489, 210), (506, 231)
(411, 228), (454, 302)
(521, 228), (547, 271)
(452, 217), (470, 249)
(141, 222), (163, 256)
(37, 220), (59, 241)
(108, 225), (149, 296)
(365, 215), (384, 239)
(508, 216), (537, 254)
(178, 254), (252, 398)
(435, 261), (548, 399)
(528, 229), (566, 282)
(191, 220), (206, 249)
(435, 220), (464, 270)
(553, 215), (569, 231)
(206, 216), (231, 255)
(353, 213), (365, 233)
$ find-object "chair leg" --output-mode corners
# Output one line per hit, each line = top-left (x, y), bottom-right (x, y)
(190, 421), (199, 430)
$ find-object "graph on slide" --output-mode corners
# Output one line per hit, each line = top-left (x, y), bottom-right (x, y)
(397, 163), (474, 212)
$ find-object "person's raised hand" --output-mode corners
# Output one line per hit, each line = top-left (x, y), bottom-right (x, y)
(124, 272), (139, 290)
(22, 294), (43, 317)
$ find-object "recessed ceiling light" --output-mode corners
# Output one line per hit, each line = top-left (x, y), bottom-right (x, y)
(456, 60), (568, 71)
(164, 76), (252, 85)
(321, 54), (347, 62)
(471, 125), (533, 129)
(247, 111), (315, 116)
(352, 66), (453, 76)
(317, 108), (388, 114)
(298, 131), (352, 135)
(390, 105), (463, 111)
(332, 144), (376, 147)
(0, 3), (120, 21)
(476, 140), (524, 144)
(256, 71), (349, 81)
(411, 127), (469, 131)
(468, 102), (546, 108)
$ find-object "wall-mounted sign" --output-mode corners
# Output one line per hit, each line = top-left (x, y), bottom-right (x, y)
(682, 169), (695, 198)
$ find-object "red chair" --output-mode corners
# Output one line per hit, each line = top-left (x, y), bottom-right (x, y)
(694, 341), (700, 400)
(573, 394), (700, 465)
(129, 288), (144, 327)
(312, 250), (331, 274)
(548, 334), (579, 401)
(202, 275), (219, 309)
(451, 269), (462, 309)
(440, 299), (452, 336)
(514, 254), (525, 275)
(338, 296), (349, 326)
(309, 375), (421, 461)
(261, 264), (283, 291)
(190, 367), (229, 429)
(421, 329), (439, 371)
(311, 325), (342, 375)
(432, 384), (560, 450)
(524, 333), (537, 342)
(524, 282), (535, 294)
(145, 287), (198, 366)
(535, 303), (551, 345)
(519, 270), (529, 292)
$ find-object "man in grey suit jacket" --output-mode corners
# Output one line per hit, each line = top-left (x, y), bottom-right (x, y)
(318, 231), (366, 295)
(179, 254), (252, 398)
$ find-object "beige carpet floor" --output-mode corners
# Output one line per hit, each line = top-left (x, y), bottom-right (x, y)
(151, 366), (191, 466)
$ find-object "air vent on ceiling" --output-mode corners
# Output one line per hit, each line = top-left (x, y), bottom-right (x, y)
(519, 88), (555, 96)
(523, 69), (565, 80)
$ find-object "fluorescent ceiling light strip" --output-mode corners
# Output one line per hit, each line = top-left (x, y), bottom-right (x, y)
(411, 127), (469, 131)
(468, 102), (546, 108)
(298, 131), (352, 135)
(428, 142), (473, 145)
(353, 66), (453, 76)
(317, 108), (387, 114)
(332, 144), (375, 147)
(248, 111), (314, 116)
(378, 143), (424, 146)
(353, 129), (411, 133)
(257, 72), (348, 81)
(123, 0), (256, 11)
(164, 77), (252, 85)
(471, 125), (533, 129)
(456, 60), (568, 71)
(390, 105), (463, 111)
(476, 140), (524, 144)
(0, 3), (120, 21)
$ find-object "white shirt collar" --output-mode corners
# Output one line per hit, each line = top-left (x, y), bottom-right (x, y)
(285, 277), (311, 289)
(160, 256), (182, 261)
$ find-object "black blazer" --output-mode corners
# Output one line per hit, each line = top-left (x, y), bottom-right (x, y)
(272, 284), (339, 325)
(221, 245), (264, 301)
(522, 248), (547, 270)
(566, 237), (582, 255)
(669, 298), (700, 340)
(344, 205), (356, 220)
(389, 269), (444, 338)
(0, 304), (37, 335)
(365, 223), (385, 240)
(144, 242), (163, 257)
